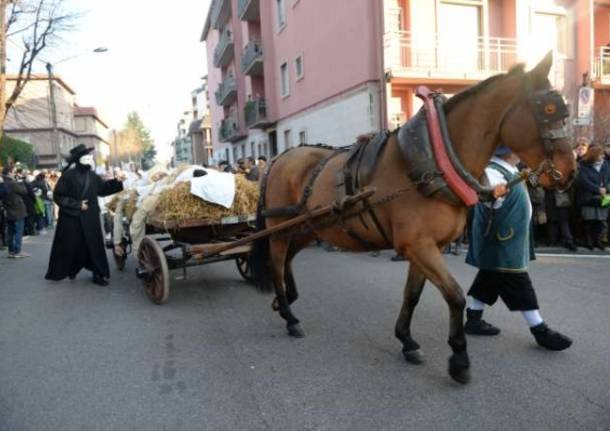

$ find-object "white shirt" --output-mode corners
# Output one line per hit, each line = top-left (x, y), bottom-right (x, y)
(484, 157), (532, 221)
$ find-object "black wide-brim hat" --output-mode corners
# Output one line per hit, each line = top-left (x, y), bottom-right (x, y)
(66, 144), (94, 164)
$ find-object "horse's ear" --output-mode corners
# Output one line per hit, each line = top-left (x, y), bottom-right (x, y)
(528, 51), (553, 87)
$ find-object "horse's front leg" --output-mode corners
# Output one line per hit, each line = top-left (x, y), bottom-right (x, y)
(408, 240), (470, 384)
(395, 264), (426, 364)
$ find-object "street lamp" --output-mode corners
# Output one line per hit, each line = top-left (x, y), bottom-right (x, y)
(45, 47), (108, 169)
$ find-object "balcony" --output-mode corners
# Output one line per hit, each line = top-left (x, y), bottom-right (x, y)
(244, 97), (270, 129)
(219, 116), (244, 142)
(214, 28), (235, 68)
(383, 31), (518, 80)
(214, 75), (237, 107)
(240, 40), (263, 76)
(593, 46), (610, 86)
(238, 0), (260, 21)
(211, 0), (231, 30)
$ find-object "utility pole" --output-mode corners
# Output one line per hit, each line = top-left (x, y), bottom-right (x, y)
(46, 62), (61, 169)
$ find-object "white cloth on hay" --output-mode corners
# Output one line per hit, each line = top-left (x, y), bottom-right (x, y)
(189, 169), (235, 209)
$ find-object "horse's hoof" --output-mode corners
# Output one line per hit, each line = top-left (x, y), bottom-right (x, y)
(402, 349), (424, 365)
(448, 353), (471, 384)
(271, 297), (279, 311)
(287, 323), (305, 338)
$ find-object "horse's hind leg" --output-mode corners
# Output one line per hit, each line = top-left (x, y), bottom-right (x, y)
(269, 237), (305, 338)
(395, 264), (426, 364)
(407, 240), (470, 384)
(284, 234), (315, 305)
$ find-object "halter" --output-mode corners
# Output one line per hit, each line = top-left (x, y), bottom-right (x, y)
(499, 86), (570, 188)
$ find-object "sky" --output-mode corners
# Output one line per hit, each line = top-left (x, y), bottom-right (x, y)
(9, 0), (212, 162)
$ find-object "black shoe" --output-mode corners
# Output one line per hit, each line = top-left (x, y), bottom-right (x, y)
(391, 254), (407, 262)
(464, 308), (501, 336)
(92, 273), (109, 286)
(530, 322), (572, 351)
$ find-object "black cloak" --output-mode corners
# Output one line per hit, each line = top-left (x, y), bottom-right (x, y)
(45, 165), (123, 280)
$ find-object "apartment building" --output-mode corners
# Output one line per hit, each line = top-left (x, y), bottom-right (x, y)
(202, 0), (384, 164)
(173, 110), (194, 165)
(74, 106), (111, 166)
(189, 78), (213, 165)
(4, 76), (79, 169)
(203, 0), (609, 160)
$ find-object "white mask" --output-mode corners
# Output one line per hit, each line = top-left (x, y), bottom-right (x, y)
(79, 154), (95, 168)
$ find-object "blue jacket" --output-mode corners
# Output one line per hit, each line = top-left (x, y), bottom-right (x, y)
(576, 160), (610, 207)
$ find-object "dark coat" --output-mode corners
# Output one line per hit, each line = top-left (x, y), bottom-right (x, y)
(45, 166), (123, 281)
(576, 160), (610, 207)
(1, 176), (28, 221)
(19, 180), (36, 217)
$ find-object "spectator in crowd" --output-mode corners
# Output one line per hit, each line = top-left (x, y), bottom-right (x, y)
(0, 175), (8, 249)
(576, 145), (610, 250)
(257, 155), (267, 171)
(245, 156), (259, 181)
(545, 187), (576, 251)
(236, 158), (246, 174)
(527, 183), (546, 247)
(1, 166), (30, 258)
(31, 170), (51, 233)
(574, 138), (589, 162)
(14, 167), (37, 236)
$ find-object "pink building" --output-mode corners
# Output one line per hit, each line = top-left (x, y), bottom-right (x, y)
(202, 0), (608, 161)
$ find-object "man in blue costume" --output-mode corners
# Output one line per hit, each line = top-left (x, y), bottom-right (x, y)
(465, 145), (572, 351)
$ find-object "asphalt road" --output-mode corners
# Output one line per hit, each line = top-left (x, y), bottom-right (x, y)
(0, 232), (609, 431)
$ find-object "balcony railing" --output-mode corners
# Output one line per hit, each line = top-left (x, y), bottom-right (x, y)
(238, 0), (260, 21)
(219, 116), (242, 142)
(240, 40), (263, 76)
(244, 97), (268, 128)
(214, 28), (235, 68)
(211, 0), (231, 30)
(383, 31), (518, 79)
(214, 75), (237, 107)
(593, 46), (610, 85)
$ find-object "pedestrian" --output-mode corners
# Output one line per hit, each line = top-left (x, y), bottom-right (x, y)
(31, 170), (50, 234)
(574, 138), (589, 163)
(0, 175), (8, 250)
(575, 145), (610, 251)
(245, 156), (259, 181)
(256, 155), (267, 171)
(1, 166), (30, 258)
(14, 167), (37, 236)
(45, 145), (125, 286)
(464, 145), (572, 351)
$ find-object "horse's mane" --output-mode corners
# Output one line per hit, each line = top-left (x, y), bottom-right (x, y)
(444, 63), (526, 114)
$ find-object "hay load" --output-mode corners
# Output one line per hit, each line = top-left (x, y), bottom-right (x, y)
(106, 189), (138, 220)
(155, 174), (259, 222)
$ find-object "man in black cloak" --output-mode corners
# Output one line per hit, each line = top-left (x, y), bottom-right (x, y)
(45, 145), (124, 286)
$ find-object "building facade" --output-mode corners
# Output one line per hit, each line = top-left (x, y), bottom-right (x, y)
(202, 0), (610, 160)
(74, 106), (111, 167)
(4, 76), (79, 169)
(173, 110), (195, 165)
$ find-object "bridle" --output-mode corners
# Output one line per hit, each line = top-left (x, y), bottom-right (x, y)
(498, 83), (570, 189)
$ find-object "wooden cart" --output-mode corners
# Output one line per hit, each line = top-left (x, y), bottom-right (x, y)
(135, 189), (375, 305)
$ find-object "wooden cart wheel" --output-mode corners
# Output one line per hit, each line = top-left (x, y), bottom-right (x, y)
(235, 254), (255, 283)
(137, 236), (170, 305)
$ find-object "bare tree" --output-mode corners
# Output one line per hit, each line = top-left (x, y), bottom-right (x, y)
(1, 0), (77, 145)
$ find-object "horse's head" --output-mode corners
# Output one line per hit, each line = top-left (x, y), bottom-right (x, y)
(499, 52), (576, 189)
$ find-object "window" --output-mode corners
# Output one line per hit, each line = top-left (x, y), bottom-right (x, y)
(276, 0), (286, 30)
(284, 129), (292, 149)
(295, 55), (304, 80)
(258, 143), (262, 157)
(241, 144), (246, 158)
(233, 147), (238, 163)
(250, 141), (255, 157)
(280, 62), (290, 97)
(299, 130), (307, 145)
(225, 148), (230, 163)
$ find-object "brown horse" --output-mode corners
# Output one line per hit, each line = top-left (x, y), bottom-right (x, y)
(251, 53), (576, 384)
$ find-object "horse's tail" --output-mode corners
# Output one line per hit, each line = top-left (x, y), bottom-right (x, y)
(250, 165), (274, 293)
